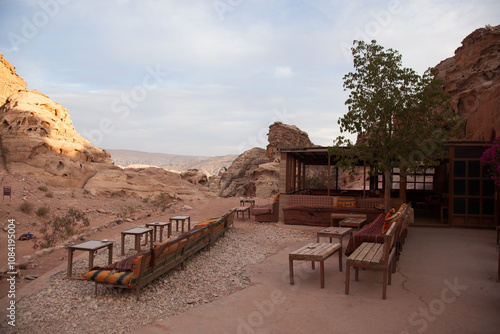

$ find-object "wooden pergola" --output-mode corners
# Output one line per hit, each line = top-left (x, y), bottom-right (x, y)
(279, 146), (369, 196)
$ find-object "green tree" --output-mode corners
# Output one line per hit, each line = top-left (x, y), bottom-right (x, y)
(330, 40), (461, 211)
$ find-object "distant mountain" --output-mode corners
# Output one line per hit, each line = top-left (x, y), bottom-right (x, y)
(107, 149), (237, 176)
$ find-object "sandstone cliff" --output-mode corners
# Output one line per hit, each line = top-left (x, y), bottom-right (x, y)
(0, 54), (211, 200)
(0, 89), (112, 187)
(266, 122), (316, 161)
(0, 53), (26, 102)
(435, 25), (500, 141)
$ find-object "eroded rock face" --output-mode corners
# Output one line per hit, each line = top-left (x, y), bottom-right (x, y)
(180, 168), (208, 185)
(0, 89), (112, 187)
(209, 147), (270, 197)
(0, 53), (26, 102)
(209, 122), (313, 197)
(267, 121), (316, 161)
(435, 25), (500, 141)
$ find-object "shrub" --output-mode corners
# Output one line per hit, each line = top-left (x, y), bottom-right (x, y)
(38, 185), (48, 192)
(45, 191), (54, 198)
(19, 201), (34, 214)
(150, 193), (173, 212)
(36, 206), (50, 217)
(32, 208), (90, 249)
(116, 206), (135, 219)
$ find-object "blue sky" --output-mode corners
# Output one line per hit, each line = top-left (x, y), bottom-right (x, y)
(1, 0), (498, 156)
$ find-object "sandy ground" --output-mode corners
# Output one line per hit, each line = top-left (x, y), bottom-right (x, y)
(0, 174), (274, 297)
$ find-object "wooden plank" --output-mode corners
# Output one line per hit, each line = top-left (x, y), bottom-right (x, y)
(290, 243), (340, 261)
(370, 245), (384, 265)
(362, 243), (383, 264)
(354, 242), (376, 263)
(347, 242), (370, 261)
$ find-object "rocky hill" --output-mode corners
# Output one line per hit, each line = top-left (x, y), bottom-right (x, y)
(208, 122), (316, 198)
(435, 24), (500, 141)
(108, 149), (237, 176)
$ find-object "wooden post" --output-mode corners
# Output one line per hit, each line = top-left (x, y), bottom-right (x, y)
(328, 154), (331, 196)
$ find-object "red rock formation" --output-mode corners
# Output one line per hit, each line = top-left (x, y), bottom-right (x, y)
(0, 89), (112, 187)
(435, 25), (500, 141)
(0, 53), (26, 102)
(267, 122), (316, 161)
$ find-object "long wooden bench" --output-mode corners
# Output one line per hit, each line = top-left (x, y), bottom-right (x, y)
(83, 209), (235, 300)
(345, 220), (399, 299)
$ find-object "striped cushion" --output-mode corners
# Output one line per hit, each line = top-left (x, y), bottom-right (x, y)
(337, 196), (357, 208)
(84, 255), (144, 287)
(95, 250), (147, 272)
(195, 218), (218, 227)
(83, 270), (133, 285)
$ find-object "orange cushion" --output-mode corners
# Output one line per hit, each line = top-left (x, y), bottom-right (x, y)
(337, 196), (357, 208)
(195, 218), (218, 227)
(382, 208), (400, 233)
(83, 270), (133, 285)
(272, 194), (279, 203)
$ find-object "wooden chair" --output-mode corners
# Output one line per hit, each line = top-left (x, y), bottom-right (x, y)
(345, 220), (399, 299)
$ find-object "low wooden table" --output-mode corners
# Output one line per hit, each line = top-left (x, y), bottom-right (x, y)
(289, 242), (342, 288)
(120, 227), (153, 256)
(339, 217), (367, 230)
(330, 213), (367, 227)
(66, 240), (114, 278)
(169, 215), (191, 233)
(239, 199), (256, 209)
(234, 206), (251, 220)
(316, 227), (353, 251)
(145, 221), (172, 243)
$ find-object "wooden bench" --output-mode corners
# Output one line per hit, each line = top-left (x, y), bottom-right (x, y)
(345, 220), (399, 299)
(83, 209), (236, 300)
(289, 242), (342, 288)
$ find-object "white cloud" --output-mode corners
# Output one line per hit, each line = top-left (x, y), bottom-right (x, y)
(0, 0), (498, 156)
(274, 66), (294, 79)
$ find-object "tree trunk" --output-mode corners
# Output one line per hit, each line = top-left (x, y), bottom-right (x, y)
(399, 169), (407, 203)
(384, 167), (392, 212)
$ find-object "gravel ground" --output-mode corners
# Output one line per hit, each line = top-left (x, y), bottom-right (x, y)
(1, 222), (313, 334)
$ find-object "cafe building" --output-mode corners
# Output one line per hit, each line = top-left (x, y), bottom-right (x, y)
(278, 141), (498, 228)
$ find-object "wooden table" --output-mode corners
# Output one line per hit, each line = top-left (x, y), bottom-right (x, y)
(120, 227), (153, 256)
(316, 227), (353, 250)
(234, 206), (251, 220)
(239, 199), (256, 209)
(169, 215), (191, 233)
(66, 240), (114, 278)
(145, 221), (172, 243)
(339, 217), (367, 230)
(289, 242), (342, 288)
(330, 213), (367, 227)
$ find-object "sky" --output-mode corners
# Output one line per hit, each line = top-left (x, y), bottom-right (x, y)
(1, 0), (499, 157)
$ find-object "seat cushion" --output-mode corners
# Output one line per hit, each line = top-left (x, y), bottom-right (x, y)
(252, 205), (272, 215)
(83, 270), (133, 285)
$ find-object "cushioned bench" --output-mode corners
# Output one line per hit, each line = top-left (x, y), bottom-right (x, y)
(283, 195), (384, 227)
(83, 209), (235, 300)
(252, 195), (279, 223)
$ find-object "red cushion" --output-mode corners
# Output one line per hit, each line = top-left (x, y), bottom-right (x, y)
(252, 205), (272, 215)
